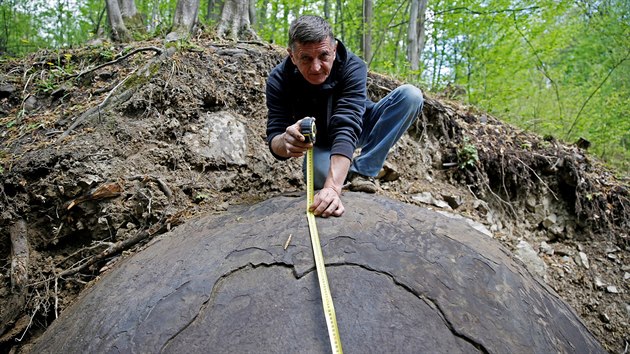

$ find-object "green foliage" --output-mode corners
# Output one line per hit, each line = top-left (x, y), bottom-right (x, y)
(457, 137), (479, 170)
(1, 0), (628, 174)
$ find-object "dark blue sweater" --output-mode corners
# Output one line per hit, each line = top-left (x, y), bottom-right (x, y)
(266, 40), (373, 160)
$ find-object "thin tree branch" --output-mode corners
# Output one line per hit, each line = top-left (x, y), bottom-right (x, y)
(565, 50), (630, 139)
(512, 12), (564, 124)
(433, 6), (539, 16)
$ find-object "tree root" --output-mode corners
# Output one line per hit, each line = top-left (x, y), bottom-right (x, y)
(10, 220), (29, 291)
(0, 220), (30, 340)
(68, 46), (163, 80)
(57, 47), (167, 143)
(58, 219), (165, 278)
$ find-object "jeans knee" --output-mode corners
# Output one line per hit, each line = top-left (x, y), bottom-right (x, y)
(399, 84), (424, 109)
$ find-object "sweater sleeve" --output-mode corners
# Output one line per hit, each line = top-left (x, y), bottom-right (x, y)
(265, 63), (292, 160)
(328, 56), (366, 160)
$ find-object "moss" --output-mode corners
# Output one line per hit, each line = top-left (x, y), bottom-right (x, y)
(122, 60), (162, 90)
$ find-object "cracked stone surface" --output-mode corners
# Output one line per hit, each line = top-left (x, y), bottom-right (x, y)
(30, 193), (605, 353)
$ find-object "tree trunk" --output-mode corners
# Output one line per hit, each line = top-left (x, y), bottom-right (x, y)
(166, 0), (201, 42)
(118, 0), (144, 33)
(324, 0), (331, 19)
(216, 0), (258, 40)
(362, 0), (373, 65)
(206, 0), (221, 21)
(408, 0), (428, 73)
(249, 0), (256, 26)
(336, 0), (345, 40)
(105, 0), (132, 42)
(417, 0), (428, 57)
(118, 0), (137, 18)
(408, 0), (419, 71)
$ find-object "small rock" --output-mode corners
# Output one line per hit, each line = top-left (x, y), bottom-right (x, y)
(24, 95), (39, 112)
(525, 195), (537, 212)
(542, 214), (557, 229)
(594, 277), (605, 289)
(576, 252), (590, 269)
(624, 272), (630, 281)
(605, 245), (621, 253)
(376, 163), (400, 182)
(539, 241), (554, 255)
(51, 85), (69, 100)
(599, 313), (610, 323)
(412, 192), (433, 205)
(555, 246), (574, 257)
(0, 84), (16, 98)
(606, 286), (619, 294)
(515, 240), (547, 279)
(549, 224), (565, 236)
(411, 192), (452, 210)
(441, 194), (464, 209)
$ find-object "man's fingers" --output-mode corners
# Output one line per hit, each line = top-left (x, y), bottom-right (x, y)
(311, 189), (343, 218)
(282, 131), (311, 157)
(286, 124), (306, 142)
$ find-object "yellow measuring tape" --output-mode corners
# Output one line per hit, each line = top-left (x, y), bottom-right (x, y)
(302, 117), (343, 354)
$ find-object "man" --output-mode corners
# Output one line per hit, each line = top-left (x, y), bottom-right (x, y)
(266, 15), (423, 218)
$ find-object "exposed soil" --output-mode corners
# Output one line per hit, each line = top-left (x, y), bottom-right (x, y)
(0, 36), (628, 353)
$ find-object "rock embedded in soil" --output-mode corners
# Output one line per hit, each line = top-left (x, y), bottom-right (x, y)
(30, 193), (605, 353)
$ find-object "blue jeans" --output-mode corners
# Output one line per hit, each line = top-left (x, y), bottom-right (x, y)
(304, 84), (424, 189)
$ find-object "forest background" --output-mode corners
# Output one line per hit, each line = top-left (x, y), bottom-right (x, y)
(1, 0), (629, 176)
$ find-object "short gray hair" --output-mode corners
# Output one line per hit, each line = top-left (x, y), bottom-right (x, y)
(288, 15), (334, 51)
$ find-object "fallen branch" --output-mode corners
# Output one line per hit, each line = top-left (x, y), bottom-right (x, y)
(56, 69), (136, 142)
(68, 46), (163, 79)
(10, 220), (29, 291)
(58, 220), (166, 278)
(128, 175), (173, 200)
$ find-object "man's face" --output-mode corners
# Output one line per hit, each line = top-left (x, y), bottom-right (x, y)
(289, 39), (337, 85)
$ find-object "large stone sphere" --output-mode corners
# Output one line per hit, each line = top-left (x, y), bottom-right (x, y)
(31, 193), (605, 353)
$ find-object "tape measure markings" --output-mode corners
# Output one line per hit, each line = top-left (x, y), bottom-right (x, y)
(302, 117), (343, 354)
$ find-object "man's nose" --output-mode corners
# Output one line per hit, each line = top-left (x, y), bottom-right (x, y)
(311, 59), (322, 72)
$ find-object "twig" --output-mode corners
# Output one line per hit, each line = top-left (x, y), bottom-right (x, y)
(57, 68), (137, 142)
(565, 50), (630, 139)
(283, 234), (293, 250)
(466, 185), (478, 199)
(237, 39), (272, 47)
(68, 46), (163, 79)
(500, 152), (512, 202)
(58, 220), (165, 278)
(128, 175), (173, 200)
(476, 166), (518, 219)
(513, 155), (559, 200)
(15, 301), (39, 342)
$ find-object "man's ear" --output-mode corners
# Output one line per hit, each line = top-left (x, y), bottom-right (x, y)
(287, 47), (297, 65)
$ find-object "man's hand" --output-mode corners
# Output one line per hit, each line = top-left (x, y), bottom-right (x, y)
(270, 118), (314, 158)
(310, 185), (344, 217)
(309, 154), (349, 218)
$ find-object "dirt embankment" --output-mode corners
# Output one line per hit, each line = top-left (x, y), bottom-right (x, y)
(0, 37), (628, 352)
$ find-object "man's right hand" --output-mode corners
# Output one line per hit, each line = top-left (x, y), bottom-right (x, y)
(270, 118), (314, 158)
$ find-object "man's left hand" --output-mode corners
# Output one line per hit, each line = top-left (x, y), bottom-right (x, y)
(309, 186), (344, 217)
